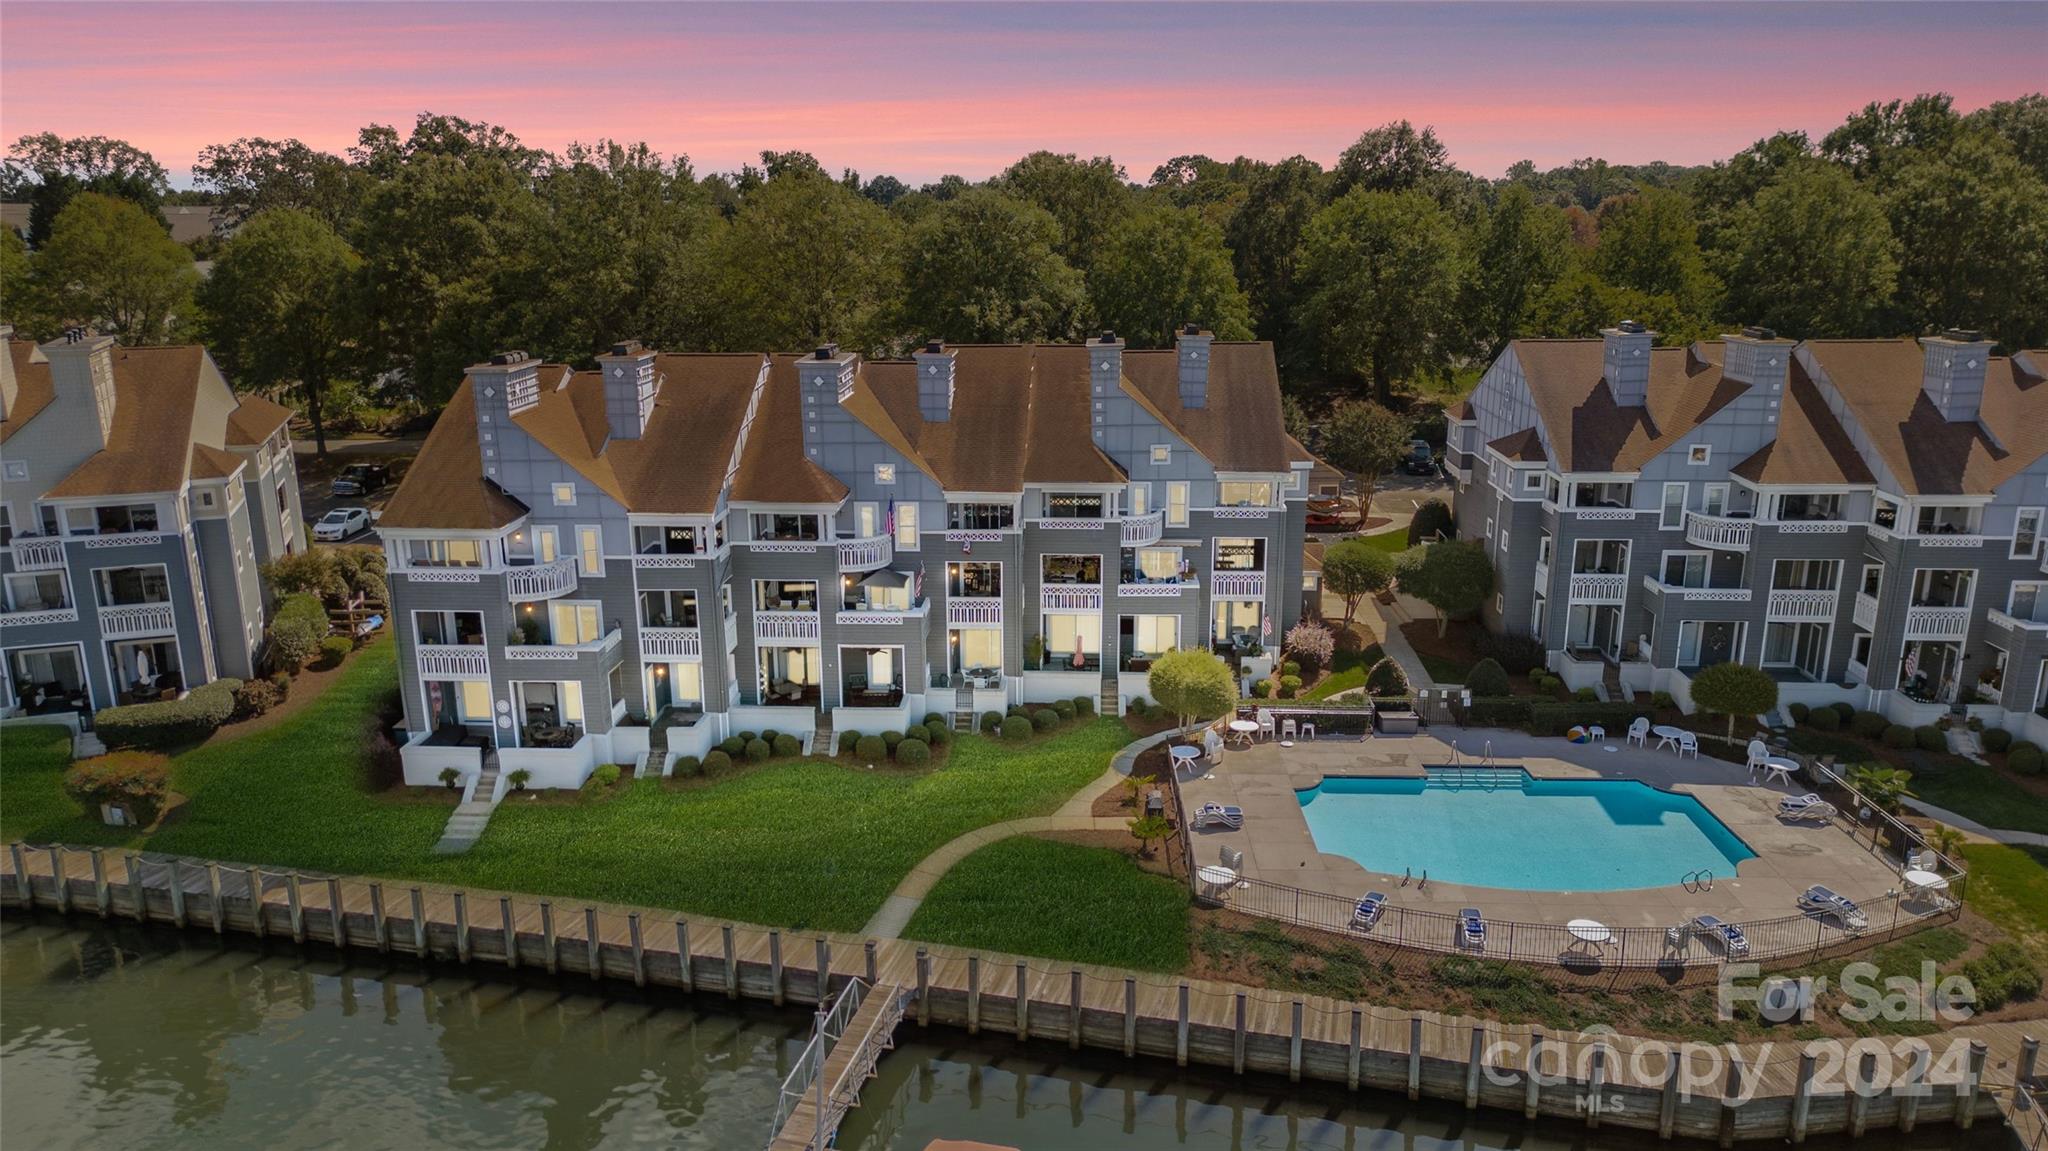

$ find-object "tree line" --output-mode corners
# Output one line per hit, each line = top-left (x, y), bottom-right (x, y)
(0, 93), (2041, 453)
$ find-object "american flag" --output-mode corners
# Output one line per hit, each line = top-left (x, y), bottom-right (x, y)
(915, 561), (926, 605)
(1262, 614), (1273, 639)
(884, 498), (895, 536)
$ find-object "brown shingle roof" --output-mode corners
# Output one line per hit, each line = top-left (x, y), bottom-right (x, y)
(1804, 339), (2048, 496)
(1511, 340), (1746, 473)
(189, 443), (245, 481)
(1728, 365), (1874, 486)
(0, 338), (53, 443)
(224, 392), (292, 445)
(732, 355), (847, 505)
(1120, 342), (1293, 472)
(1445, 399), (1474, 421)
(378, 378), (531, 530)
(1488, 428), (1548, 463)
(44, 346), (208, 498)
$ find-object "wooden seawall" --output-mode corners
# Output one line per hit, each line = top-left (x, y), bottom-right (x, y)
(3, 842), (2036, 1147)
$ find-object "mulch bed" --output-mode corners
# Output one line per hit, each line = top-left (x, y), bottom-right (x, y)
(1091, 741), (1181, 818)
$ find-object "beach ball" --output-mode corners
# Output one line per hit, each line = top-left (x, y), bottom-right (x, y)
(1566, 725), (1592, 744)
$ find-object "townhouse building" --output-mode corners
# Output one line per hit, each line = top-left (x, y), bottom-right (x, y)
(0, 327), (305, 723)
(1449, 322), (2048, 737)
(377, 328), (1312, 787)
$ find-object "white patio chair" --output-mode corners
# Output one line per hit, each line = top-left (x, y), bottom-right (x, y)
(1300, 721), (1317, 741)
(1746, 739), (1770, 776)
(1281, 717), (1298, 741)
(1677, 730), (1700, 759)
(1626, 717), (1650, 747)
(1202, 728), (1226, 764)
(1256, 709), (1276, 741)
(1586, 725), (1606, 743)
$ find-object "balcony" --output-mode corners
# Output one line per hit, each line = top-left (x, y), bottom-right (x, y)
(1684, 512), (1753, 552)
(1640, 576), (1751, 603)
(836, 535), (893, 574)
(1853, 592), (1879, 632)
(1988, 609), (2048, 635)
(417, 643), (490, 680)
(946, 597), (1003, 628)
(1120, 511), (1164, 548)
(1041, 584), (1103, 612)
(80, 530), (166, 550)
(754, 609), (822, 643)
(1766, 588), (1838, 621)
(1912, 533), (1987, 549)
(640, 626), (704, 661)
(836, 604), (928, 627)
(0, 604), (80, 627)
(99, 602), (177, 639)
(502, 628), (624, 661)
(9, 536), (66, 571)
(504, 557), (579, 602)
(1903, 605), (1970, 641)
(1567, 572), (1626, 603)
(1211, 571), (1266, 601)
(1116, 580), (1193, 598)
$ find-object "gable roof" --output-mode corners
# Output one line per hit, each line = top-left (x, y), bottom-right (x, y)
(377, 378), (532, 530)
(224, 392), (293, 446)
(1510, 339), (1746, 473)
(43, 346), (209, 499)
(732, 355), (848, 505)
(1803, 340), (2048, 496)
(0, 338), (54, 443)
(1120, 342), (1295, 472)
(1727, 365), (1874, 486)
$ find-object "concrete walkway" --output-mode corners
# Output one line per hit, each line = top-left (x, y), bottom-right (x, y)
(861, 725), (1198, 939)
(1902, 798), (2048, 848)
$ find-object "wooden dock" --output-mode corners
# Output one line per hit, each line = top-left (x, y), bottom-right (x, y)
(767, 982), (910, 1151)
(3, 841), (2039, 1146)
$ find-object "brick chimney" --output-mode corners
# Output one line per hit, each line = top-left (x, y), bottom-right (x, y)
(1720, 325), (1794, 390)
(468, 350), (539, 482)
(913, 339), (956, 422)
(1919, 328), (1997, 424)
(42, 328), (118, 448)
(596, 339), (659, 441)
(1601, 320), (1654, 406)
(1175, 322), (1212, 409)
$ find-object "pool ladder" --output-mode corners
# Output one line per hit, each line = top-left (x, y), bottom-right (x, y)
(1447, 740), (1495, 768)
(1682, 869), (1715, 893)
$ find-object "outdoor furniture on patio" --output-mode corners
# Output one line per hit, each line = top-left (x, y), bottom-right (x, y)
(1691, 914), (1750, 957)
(1585, 725), (1606, 744)
(1298, 720), (1316, 740)
(1627, 717), (1651, 747)
(1352, 892), (1388, 931)
(1197, 865), (1239, 898)
(1759, 758), (1797, 786)
(1227, 719), (1260, 747)
(1280, 717), (1297, 740)
(1202, 729), (1225, 763)
(1458, 908), (1486, 950)
(1652, 723), (1685, 751)
(1798, 885), (1869, 931)
(1255, 709), (1276, 740)
(1194, 803), (1244, 830)
(1567, 918), (1613, 951)
(1677, 730), (1700, 758)
(1170, 745), (1201, 774)
(1778, 793), (1837, 822)
(1375, 708), (1420, 735)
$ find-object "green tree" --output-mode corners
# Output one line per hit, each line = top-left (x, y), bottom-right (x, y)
(1224, 156), (1324, 368)
(690, 168), (900, 352)
(193, 137), (360, 230)
(1087, 205), (1252, 347)
(1319, 538), (1394, 634)
(1719, 163), (1899, 337)
(199, 208), (361, 454)
(993, 151), (1132, 270)
(1965, 93), (2048, 184)
(1589, 187), (1719, 315)
(1882, 132), (2048, 348)
(1297, 190), (1464, 404)
(1462, 184), (1572, 359)
(31, 192), (197, 344)
(0, 227), (28, 329)
(1128, 813), (1173, 859)
(1318, 399), (1409, 520)
(899, 188), (1084, 344)
(1687, 661), (1779, 738)
(1847, 763), (1916, 814)
(1398, 539), (1494, 636)
(1146, 648), (1238, 728)
(1329, 120), (1453, 200)
(1820, 95), (1962, 187)
(3, 133), (169, 246)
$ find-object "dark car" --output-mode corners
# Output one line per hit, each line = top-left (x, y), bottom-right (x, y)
(330, 463), (390, 497)
(1401, 439), (1436, 475)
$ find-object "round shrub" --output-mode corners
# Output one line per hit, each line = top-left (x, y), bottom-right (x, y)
(2010, 744), (2045, 775)
(702, 749), (732, 773)
(744, 737), (771, 762)
(1365, 658), (1409, 697)
(1251, 679), (1273, 699)
(1788, 702), (1810, 723)
(317, 635), (353, 669)
(1053, 699), (1075, 720)
(1031, 708), (1059, 732)
(1573, 687), (1599, 703)
(761, 728), (782, 742)
(882, 729), (905, 749)
(591, 762), (623, 787)
(1128, 696), (1149, 714)
(1914, 725), (1946, 752)
(738, 730), (758, 743)
(1072, 696), (1095, 716)
(1279, 674), (1302, 699)
(1981, 728), (2014, 753)
(231, 676), (284, 721)
(673, 755), (702, 777)
(64, 751), (171, 827)
(1831, 702), (1857, 724)
(923, 721), (950, 746)
(1465, 658), (1510, 698)
(1806, 706), (1840, 732)
(771, 733), (801, 757)
(1008, 705), (1029, 718)
(854, 734), (886, 761)
(1001, 715), (1033, 741)
(719, 735), (746, 756)
(94, 679), (240, 750)
(1882, 723), (1915, 749)
(924, 711), (946, 728)
(838, 729), (861, 753)
(1851, 710), (1890, 738)
(1650, 691), (1676, 711)
(895, 737), (931, 765)
(980, 710), (1005, 733)
(1281, 660), (1301, 678)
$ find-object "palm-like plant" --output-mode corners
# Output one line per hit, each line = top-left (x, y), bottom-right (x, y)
(1925, 824), (1968, 862)
(1847, 763), (1915, 812)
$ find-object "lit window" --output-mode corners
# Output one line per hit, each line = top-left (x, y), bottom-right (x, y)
(458, 681), (493, 720)
(560, 681), (584, 724)
(552, 483), (576, 506)
(874, 463), (896, 485)
(895, 501), (919, 549)
(1166, 482), (1189, 527)
(578, 526), (602, 575)
(1150, 445), (1171, 465)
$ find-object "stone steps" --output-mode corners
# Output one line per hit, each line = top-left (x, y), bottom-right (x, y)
(431, 760), (501, 854)
(1099, 679), (1120, 717)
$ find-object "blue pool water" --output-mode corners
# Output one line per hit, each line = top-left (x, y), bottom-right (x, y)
(1295, 771), (1757, 892)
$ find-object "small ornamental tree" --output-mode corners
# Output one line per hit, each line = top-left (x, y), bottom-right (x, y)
(1147, 648), (1237, 728)
(1688, 661), (1779, 738)
(64, 752), (171, 827)
(1406, 498), (1453, 546)
(1320, 399), (1410, 523)
(1399, 539), (1495, 636)
(1129, 813), (1173, 858)
(1320, 538), (1395, 633)
(1848, 763), (1916, 814)
(1283, 622), (1334, 674)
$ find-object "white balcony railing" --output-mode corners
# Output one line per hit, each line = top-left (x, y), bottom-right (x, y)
(1641, 577), (1750, 602)
(99, 602), (177, 639)
(1116, 582), (1193, 598)
(1211, 571), (1266, 601)
(80, 531), (166, 550)
(1041, 585), (1103, 612)
(504, 557), (579, 602)
(1853, 592), (1879, 632)
(836, 535), (893, 573)
(1684, 512), (1753, 552)
(1120, 511), (1164, 548)
(639, 626), (704, 661)
(501, 628), (624, 662)
(836, 606), (926, 627)
(946, 597), (1003, 628)
(1913, 534), (1986, 548)
(1567, 572), (1626, 603)
(1766, 588), (1838, 621)
(416, 643), (490, 680)
(1988, 609), (2048, 634)
(0, 605), (80, 627)
(9, 536), (66, 571)
(1903, 605), (1970, 641)
(754, 610), (822, 643)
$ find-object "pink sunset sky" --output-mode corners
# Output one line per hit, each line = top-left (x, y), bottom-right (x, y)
(3, 2), (2043, 185)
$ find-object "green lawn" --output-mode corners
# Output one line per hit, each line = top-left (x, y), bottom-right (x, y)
(902, 836), (1190, 971)
(1358, 528), (1411, 555)
(1, 641), (1136, 933)
(0, 723), (136, 847)
(1306, 642), (1385, 700)
(1909, 758), (2048, 836)
(1960, 842), (2048, 962)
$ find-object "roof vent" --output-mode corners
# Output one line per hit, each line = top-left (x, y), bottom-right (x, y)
(1942, 328), (1985, 343)
(1740, 326), (1777, 341)
(63, 326), (87, 344)
(610, 339), (644, 357)
(491, 350), (528, 366)
(924, 339), (944, 354)
(813, 344), (838, 361)
(1182, 322), (1202, 336)
(1615, 320), (1647, 335)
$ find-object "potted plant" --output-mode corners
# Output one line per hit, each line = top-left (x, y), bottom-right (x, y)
(438, 766), (460, 790)
(508, 768), (532, 792)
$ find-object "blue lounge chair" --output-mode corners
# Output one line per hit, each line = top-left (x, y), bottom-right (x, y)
(1352, 891), (1388, 931)
(1798, 885), (1868, 930)
(1693, 914), (1750, 957)
(1459, 907), (1485, 949)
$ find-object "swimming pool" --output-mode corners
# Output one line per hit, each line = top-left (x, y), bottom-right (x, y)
(1295, 770), (1756, 892)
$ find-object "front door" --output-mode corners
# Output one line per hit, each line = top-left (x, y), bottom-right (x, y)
(648, 665), (673, 714)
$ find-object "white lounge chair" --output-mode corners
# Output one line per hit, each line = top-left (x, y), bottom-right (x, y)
(1778, 794), (1837, 822)
(1798, 885), (1868, 931)
(1352, 891), (1388, 931)
(1194, 803), (1244, 830)
(1458, 907), (1486, 950)
(1627, 717), (1651, 747)
(1693, 914), (1750, 957)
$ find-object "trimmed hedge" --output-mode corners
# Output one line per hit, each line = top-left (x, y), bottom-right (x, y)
(771, 733), (801, 757)
(743, 737), (771, 762)
(1788, 702), (1810, 723)
(895, 737), (931, 765)
(317, 635), (353, 669)
(1806, 706), (1840, 732)
(923, 721), (951, 746)
(882, 729), (905, 749)
(1072, 696), (1095, 716)
(1830, 701), (1856, 724)
(64, 751), (172, 827)
(1475, 631), (1545, 675)
(1053, 699), (1075, 720)
(1465, 658), (1509, 698)
(1001, 716), (1033, 741)
(590, 763), (623, 788)
(923, 711), (946, 728)
(231, 677), (283, 721)
(96, 678), (241, 750)
(1914, 725), (1946, 752)
(1851, 710), (1890, 738)
(719, 735), (747, 756)
(702, 750), (732, 773)
(1031, 708), (1059, 732)
(1251, 680), (1273, 699)
(981, 711), (1006, 733)
(2010, 744), (2044, 775)
(1881, 724), (1915, 749)
(854, 734), (886, 761)
(838, 729), (861, 753)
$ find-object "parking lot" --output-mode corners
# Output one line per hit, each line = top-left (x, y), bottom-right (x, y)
(295, 438), (420, 544)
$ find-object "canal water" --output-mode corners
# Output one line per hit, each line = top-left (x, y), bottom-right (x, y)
(0, 916), (2007, 1151)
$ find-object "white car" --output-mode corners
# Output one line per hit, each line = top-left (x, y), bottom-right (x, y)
(313, 507), (370, 542)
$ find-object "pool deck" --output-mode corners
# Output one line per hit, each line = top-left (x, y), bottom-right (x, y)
(1180, 727), (1910, 932)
